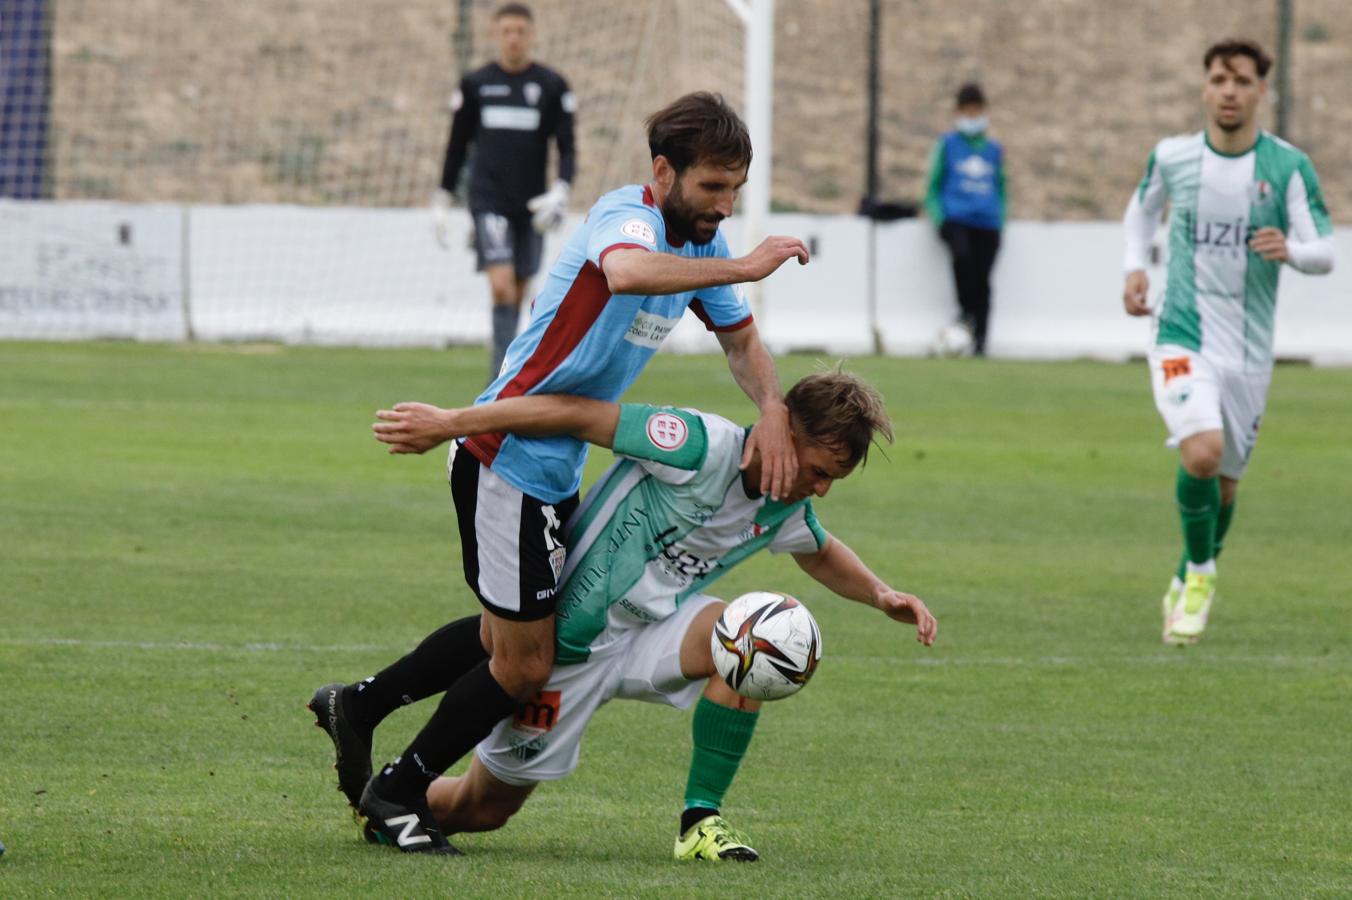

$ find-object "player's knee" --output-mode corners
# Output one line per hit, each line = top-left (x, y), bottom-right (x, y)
(1181, 444), (1223, 478)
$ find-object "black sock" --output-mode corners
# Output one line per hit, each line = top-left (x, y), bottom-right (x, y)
(346, 615), (486, 731)
(681, 806), (718, 835)
(377, 659), (517, 800)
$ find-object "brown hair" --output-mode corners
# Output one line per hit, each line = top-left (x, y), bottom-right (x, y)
(495, 2), (532, 20)
(645, 92), (752, 174)
(785, 369), (894, 469)
(955, 83), (986, 108)
(1204, 38), (1271, 78)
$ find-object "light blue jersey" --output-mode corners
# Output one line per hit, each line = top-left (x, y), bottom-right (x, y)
(462, 184), (752, 503)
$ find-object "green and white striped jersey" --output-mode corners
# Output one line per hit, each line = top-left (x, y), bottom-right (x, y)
(1124, 130), (1333, 371)
(553, 404), (828, 665)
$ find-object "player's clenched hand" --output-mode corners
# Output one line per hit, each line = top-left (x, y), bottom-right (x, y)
(1122, 269), (1151, 317)
(738, 236), (810, 282)
(1249, 226), (1289, 263)
(742, 404), (796, 500)
(373, 401), (458, 454)
(872, 588), (937, 646)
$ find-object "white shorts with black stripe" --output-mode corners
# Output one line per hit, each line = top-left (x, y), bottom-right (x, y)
(450, 443), (578, 621)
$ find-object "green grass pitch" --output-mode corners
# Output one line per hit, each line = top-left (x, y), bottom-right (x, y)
(2, 342), (1349, 897)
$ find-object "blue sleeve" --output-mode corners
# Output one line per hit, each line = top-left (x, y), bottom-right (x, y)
(688, 231), (753, 331)
(585, 192), (664, 269)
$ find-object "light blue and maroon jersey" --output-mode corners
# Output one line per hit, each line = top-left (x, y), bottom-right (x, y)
(461, 183), (753, 503)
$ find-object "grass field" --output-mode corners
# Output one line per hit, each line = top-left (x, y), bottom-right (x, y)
(2, 342), (1350, 898)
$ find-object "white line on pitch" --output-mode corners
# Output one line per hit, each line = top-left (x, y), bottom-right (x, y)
(0, 637), (1344, 667)
(0, 637), (396, 653)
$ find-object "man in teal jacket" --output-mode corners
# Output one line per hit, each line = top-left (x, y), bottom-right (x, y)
(925, 82), (1006, 356)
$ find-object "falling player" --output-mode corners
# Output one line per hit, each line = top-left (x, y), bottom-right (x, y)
(357, 369), (935, 858)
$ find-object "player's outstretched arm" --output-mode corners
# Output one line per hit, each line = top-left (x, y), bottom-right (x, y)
(793, 536), (937, 646)
(372, 396), (620, 455)
(600, 236), (808, 296)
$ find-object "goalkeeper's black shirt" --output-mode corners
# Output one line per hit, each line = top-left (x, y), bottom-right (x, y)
(440, 61), (577, 216)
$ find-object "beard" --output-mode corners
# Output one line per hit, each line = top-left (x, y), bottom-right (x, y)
(662, 180), (722, 246)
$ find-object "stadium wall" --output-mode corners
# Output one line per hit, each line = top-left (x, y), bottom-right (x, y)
(2, 201), (1349, 365)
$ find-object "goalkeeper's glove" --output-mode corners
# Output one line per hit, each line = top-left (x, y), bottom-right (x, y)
(527, 179), (570, 234)
(431, 188), (454, 249)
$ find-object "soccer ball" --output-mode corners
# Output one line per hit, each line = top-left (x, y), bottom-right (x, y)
(710, 592), (823, 701)
(930, 321), (974, 357)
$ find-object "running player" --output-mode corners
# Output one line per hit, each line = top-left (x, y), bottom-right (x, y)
(313, 91), (809, 852)
(1122, 38), (1334, 644)
(361, 370), (935, 858)
(434, 3), (577, 381)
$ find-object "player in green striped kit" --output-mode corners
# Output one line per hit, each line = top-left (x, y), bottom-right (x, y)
(371, 370), (936, 860)
(1121, 38), (1335, 644)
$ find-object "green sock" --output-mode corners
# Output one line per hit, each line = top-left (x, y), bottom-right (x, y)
(682, 696), (759, 814)
(1176, 499), (1235, 580)
(1176, 466), (1220, 569)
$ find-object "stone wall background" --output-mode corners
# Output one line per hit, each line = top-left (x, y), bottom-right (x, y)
(47, 0), (1350, 221)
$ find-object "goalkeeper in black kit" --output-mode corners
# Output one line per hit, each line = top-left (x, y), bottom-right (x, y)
(434, 2), (577, 381)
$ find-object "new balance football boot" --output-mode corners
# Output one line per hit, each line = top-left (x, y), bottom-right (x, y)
(1167, 572), (1216, 645)
(674, 814), (759, 862)
(308, 682), (372, 808)
(358, 776), (462, 855)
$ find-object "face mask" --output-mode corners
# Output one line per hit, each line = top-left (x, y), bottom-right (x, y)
(956, 116), (988, 136)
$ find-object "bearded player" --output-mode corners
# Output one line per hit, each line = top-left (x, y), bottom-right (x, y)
(312, 91), (810, 853)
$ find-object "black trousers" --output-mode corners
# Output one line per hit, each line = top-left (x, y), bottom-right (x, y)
(939, 221), (1001, 355)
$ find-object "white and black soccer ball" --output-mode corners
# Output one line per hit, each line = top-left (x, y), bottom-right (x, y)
(930, 321), (974, 358)
(710, 591), (823, 701)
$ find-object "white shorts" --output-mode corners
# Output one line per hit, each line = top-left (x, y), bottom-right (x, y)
(475, 594), (723, 786)
(1147, 344), (1271, 480)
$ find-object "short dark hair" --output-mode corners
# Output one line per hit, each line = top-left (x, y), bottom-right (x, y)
(495, 2), (532, 20)
(785, 368), (893, 469)
(1204, 38), (1271, 78)
(645, 92), (752, 174)
(955, 83), (986, 108)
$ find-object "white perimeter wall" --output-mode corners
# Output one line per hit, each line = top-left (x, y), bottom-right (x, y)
(2, 200), (1349, 364)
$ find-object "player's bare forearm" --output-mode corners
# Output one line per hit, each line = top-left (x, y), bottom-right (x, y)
(718, 323), (785, 414)
(794, 537), (889, 606)
(373, 396), (619, 454)
(722, 324), (795, 497)
(601, 248), (749, 296)
(601, 235), (808, 296)
(795, 538), (938, 645)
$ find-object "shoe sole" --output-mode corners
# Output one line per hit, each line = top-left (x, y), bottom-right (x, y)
(718, 847), (759, 862)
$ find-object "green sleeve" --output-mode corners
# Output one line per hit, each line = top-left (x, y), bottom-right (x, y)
(1137, 150), (1157, 203)
(1298, 155), (1334, 236)
(924, 139), (946, 225)
(612, 404), (708, 470)
(802, 500), (828, 550)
